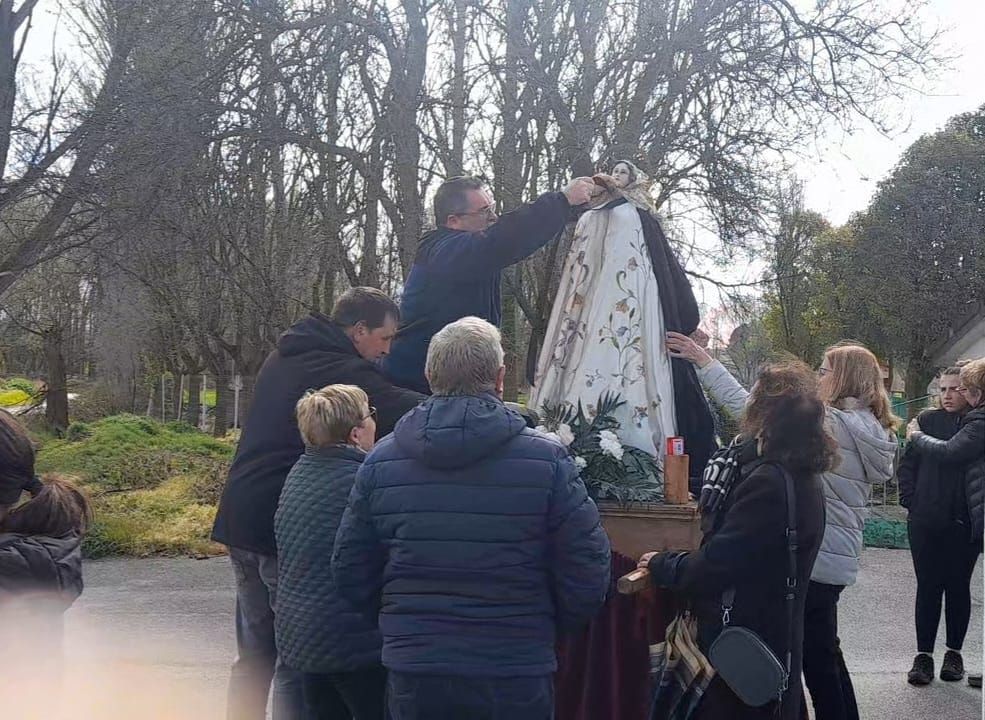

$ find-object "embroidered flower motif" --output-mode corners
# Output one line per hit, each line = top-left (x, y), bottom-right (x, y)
(615, 299), (629, 313)
(627, 257), (638, 271)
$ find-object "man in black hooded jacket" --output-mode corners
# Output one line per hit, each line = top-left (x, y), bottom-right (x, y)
(211, 287), (424, 720)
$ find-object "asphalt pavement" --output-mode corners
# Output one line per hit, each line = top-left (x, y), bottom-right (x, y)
(51, 548), (982, 719)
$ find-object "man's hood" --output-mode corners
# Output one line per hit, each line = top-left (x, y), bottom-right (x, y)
(277, 313), (355, 358)
(393, 394), (527, 469)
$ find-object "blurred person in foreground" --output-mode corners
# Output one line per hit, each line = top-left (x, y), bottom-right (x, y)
(333, 316), (611, 720)
(1, 410), (91, 678)
(275, 385), (384, 720)
(906, 357), (985, 687)
(640, 361), (832, 719)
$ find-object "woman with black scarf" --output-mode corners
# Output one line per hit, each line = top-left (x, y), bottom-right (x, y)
(640, 362), (835, 719)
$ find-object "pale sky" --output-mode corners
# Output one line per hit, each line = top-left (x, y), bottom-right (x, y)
(798, 0), (985, 225)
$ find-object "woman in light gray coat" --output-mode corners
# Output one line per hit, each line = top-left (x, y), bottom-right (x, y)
(667, 334), (899, 720)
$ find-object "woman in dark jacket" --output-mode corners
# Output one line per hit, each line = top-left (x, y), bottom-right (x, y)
(1, 410), (91, 681)
(640, 361), (836, 720)
(899, 366), (980, 685)
(274, 385), (384, 720)
(908, 358), (985, 543)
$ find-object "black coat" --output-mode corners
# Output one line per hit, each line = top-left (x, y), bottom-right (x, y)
(211, 314), (425, 555)
(898, 408), (969, 532)
(648, 459), (825, 720)
(635, 204), (717, 487)
(0, 531), (83, 602)
(910, 406), (985, 543)
(274, 445), (382, 673)
(383, 192), (572, 394)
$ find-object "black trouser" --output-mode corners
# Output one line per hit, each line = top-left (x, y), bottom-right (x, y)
(803, 581), (859, 720)
(386, 672), (554, 720)
(908, 520), (981, 653)
(300, 666), (387, 720)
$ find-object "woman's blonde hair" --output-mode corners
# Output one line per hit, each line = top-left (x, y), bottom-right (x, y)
(820, 343), (899, 430)
(295, 384), (369, 448)
(960, 358), (985, 399)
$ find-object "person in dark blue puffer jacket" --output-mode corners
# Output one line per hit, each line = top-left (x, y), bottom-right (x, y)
(333, 317), (611, 720)
(275, 384), (386, 720)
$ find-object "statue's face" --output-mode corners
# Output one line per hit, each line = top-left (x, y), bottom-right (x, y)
(612, 163), (633, 188)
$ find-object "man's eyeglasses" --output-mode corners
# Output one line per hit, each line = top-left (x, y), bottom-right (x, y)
(455, 206), (497, 220)
(818, 367), (831, 377)
(366, 406), (377, 421)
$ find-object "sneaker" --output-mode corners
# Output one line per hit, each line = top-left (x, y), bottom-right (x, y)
(941, 650), (965, 682)
(969, 673), (982, 688)
(908, 654), (934, 686)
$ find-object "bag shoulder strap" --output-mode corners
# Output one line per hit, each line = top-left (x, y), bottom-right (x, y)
(720, 461), (798, 677)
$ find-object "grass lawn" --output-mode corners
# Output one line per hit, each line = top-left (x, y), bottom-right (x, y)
(36, 414), (233, 557)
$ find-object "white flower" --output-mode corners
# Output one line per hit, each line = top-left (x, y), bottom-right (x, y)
(599, 429), (619, 444)
(574, 456), (588, 470)
(535, 425), (561, 444)
(598, 430), (624, 460)
(557, 423), (575, 446)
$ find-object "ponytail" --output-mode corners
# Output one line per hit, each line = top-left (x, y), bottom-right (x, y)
(0, 475), (91, 537)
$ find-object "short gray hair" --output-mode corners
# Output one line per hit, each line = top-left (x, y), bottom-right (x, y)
(426, 317), (505, 396)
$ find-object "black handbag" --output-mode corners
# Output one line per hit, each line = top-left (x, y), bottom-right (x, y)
(707, 463), (798, 708)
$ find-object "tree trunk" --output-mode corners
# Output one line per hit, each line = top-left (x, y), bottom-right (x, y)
(213, 369), (231, 437)
(42, 329), (69, 434)
(184, 373), (202, 426)
(238, 374), (255, 428)
(904, 356), (933, 420)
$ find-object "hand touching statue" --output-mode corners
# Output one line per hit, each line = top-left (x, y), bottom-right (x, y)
(563, 177), (599, 206)
(666, 331), (713, 369)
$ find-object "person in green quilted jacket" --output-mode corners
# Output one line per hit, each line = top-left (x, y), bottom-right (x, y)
(274, 384), (383, 720)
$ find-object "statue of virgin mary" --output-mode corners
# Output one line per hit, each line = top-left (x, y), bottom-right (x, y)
(529, 161), (715, 481)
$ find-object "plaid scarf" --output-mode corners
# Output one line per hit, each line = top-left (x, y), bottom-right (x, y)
(648, 614), (717, 720)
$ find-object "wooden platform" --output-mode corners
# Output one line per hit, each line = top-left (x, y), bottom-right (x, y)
(598, 501), (702, 560)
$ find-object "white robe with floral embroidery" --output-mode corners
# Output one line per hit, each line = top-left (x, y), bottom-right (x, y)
(529, 201), (677, 460)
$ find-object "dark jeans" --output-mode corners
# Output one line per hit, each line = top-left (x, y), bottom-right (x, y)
(908, 521), (981, 653)
(387, 672), (554, 720)
(802, 581), (859, 720)
(300, 667), (387, 720)
(226, 547), (305, 720)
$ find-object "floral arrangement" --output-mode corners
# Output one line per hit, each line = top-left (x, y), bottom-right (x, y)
(537, 391), (663, 504)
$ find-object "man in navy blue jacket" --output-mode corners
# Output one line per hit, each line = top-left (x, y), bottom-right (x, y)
(383, 175), (596, 393)
(334, 316), (611, 720)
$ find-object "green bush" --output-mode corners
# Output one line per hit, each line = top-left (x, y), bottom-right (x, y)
(65, 422), (92, 442)
(36, 414), (233, 492)
(2, 377), (36, 395)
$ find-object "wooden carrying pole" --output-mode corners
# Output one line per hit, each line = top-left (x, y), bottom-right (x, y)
(664, 454), (690, 504)
(617, 568), (650, 594)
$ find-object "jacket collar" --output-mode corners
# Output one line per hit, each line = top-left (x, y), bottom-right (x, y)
(305, 444), (367, 462)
